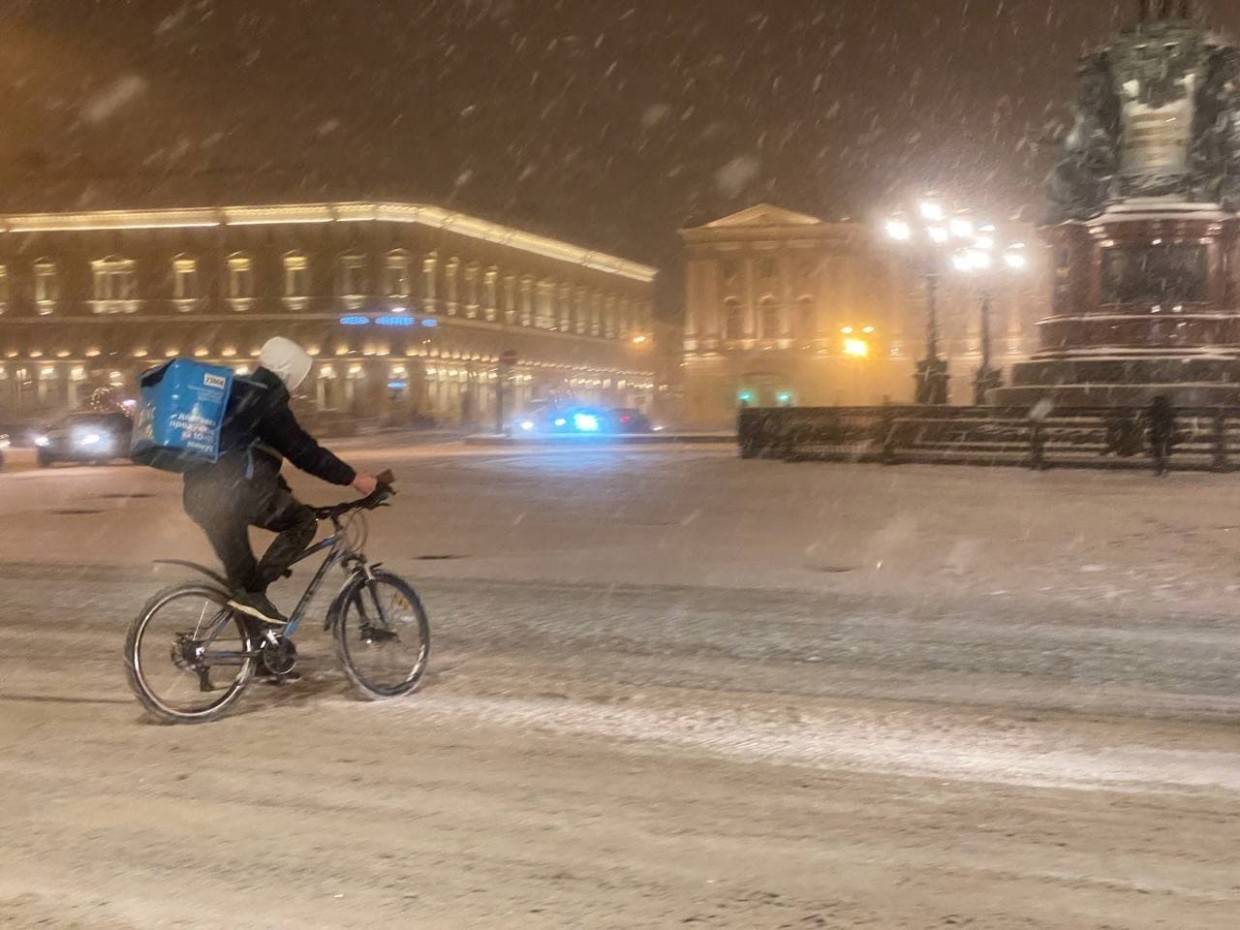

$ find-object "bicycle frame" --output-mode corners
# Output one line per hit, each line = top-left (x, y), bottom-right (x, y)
(194, 515), (375, 664)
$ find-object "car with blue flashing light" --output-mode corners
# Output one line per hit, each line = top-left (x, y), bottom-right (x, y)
(513, 405), (655, 436)
(33, 411), (133, 467)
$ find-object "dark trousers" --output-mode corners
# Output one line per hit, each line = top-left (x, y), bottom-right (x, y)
(184, 474), (317, 594)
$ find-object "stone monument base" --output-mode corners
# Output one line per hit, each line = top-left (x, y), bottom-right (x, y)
(993, 351), (1240, 408)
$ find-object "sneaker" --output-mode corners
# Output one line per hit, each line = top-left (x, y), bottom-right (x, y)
(228, 591), (289, 626)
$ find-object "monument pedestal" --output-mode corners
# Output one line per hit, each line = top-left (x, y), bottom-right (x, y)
(995, 202), (1240, 408)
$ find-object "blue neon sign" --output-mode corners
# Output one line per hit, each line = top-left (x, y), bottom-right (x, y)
(340, 315), (370, 326)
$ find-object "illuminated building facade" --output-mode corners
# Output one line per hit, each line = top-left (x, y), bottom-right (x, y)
(0, 202), (656, 426)
(679, 204), (1047, 427)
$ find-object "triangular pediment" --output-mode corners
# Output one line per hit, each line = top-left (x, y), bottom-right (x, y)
(702, 203), (825, 229)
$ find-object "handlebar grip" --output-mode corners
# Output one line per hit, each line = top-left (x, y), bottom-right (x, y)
(376, 469), (395, 486)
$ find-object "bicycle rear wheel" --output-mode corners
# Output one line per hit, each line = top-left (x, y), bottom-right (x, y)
(334, 571), (430, 699)
(124, 584), (255, 724)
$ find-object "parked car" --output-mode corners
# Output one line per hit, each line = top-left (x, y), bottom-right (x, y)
(611, 408), (653, 433)
(33, 411), (133, 467)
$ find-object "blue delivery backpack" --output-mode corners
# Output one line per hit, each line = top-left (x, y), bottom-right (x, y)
(130, 359), (235, 472)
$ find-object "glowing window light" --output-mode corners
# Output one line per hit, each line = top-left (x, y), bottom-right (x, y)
(843, 337), (870, 358)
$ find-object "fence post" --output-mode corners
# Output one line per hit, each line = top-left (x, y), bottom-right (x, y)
(880, 407), (897, 464)
(1214, 410), (1228, 472)
(1030, 421), (1046, 470)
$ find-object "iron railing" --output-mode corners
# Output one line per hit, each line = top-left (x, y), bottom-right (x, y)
(738, 405), (1239, 472)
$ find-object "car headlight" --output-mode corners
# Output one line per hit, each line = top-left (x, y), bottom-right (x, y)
(553, 417), (567, 428)
(519, 419), (535, 432)
(78, 432), (103, 447)
(34, 435), (50, 448)
(0, 435), (9, 450)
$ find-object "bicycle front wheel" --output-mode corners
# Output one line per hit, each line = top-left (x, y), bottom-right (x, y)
(334, 571), (430, 700)
(124, 584), (255, 724)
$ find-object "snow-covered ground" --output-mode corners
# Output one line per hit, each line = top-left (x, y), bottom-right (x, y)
(2, 442), (1239, 928)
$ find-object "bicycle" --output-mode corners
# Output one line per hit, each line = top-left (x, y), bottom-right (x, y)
(123, 470), (430, 724)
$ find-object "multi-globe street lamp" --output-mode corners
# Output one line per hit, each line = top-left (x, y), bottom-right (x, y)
(951, 241), (1028, 404)
(884, 200), (1025, 406)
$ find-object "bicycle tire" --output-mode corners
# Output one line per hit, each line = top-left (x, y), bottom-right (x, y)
(123, 584), (255, 724)
(333, 570), (430, 700)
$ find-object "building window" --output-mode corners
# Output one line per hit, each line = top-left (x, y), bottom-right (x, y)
(617, 297), (632, 338)
(574, 287), (588, 334)
(91, 256), (137, 314)
(798, 297), (816, 339)
(558, 283), (573, 332)
(724, 300), (744, 340)
(760, 299), (781, 339)
(385, 250), (410, 300)
(227, 254), (254, 303)
(284, 252), (309, 301)
(519, 276), (534, 326)
(464, 262), (480, 317)
(422, 252), (438, 310)
(444, 257), (460, 314)
(503, 274), (517, 324)
(483, 267), (499, 321)
(0, 265), (8, 314)
(171, 256), (199, 304)
(535, 279), (555, 329)
(590, 291), (603, 336)
(722, 259), (741, 290)
(34, 259), (58, 313)
(758, 256), (777, 282)
(338, 253), (367, 298)
(604, 294), (618, 338)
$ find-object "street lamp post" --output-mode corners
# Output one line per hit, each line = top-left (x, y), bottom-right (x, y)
(885, 201), (956, 405)
(886, 201), (1026, 406)
(952, 241), (1027, 405)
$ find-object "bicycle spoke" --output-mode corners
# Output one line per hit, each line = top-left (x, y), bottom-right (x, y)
(127, 587), (253, 720)
(336, 574), (429, 698)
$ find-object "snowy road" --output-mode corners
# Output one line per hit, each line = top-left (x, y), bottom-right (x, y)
(2, 443), (1240, 928)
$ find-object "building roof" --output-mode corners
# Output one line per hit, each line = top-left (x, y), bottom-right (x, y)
(0, 201), (658, 284)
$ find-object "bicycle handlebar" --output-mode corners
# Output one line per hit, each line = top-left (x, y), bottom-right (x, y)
(312, 469), (397, 521)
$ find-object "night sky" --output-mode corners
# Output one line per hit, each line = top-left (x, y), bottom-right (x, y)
(2, 1), (1238, 310)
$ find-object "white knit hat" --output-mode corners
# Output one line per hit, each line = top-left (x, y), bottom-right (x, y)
(258, 336), (313, 392)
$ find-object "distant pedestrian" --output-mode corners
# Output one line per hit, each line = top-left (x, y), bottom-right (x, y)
(1147, 395), (1176, 477)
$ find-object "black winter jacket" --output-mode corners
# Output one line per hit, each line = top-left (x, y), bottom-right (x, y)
(187, 367), (355, 490)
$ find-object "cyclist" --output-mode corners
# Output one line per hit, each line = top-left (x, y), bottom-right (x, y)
(183, 336), (379, 627)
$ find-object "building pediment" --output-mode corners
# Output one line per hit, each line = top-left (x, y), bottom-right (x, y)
(700, 203), (825, 229)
